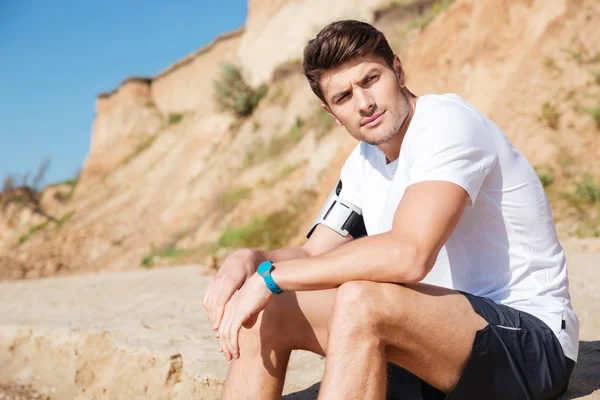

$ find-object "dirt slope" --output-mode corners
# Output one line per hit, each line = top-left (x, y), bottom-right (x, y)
(1, 0), (598, 280)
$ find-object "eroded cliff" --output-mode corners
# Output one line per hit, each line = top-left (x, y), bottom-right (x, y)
(1, 0), (598, 280)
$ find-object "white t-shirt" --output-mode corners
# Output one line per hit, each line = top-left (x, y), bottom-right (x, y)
(338, 93), (579, 362)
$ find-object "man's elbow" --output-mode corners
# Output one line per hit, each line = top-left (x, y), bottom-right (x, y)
(395, 244), (431, 283)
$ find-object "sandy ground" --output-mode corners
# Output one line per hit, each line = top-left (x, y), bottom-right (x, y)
(0, 384), (51, 400)
(0, 238), (598, 399)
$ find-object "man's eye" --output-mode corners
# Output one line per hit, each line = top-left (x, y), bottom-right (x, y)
(366, 75), (377, 83)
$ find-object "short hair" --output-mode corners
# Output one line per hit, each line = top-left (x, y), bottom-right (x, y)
(302, 20), (395, 104)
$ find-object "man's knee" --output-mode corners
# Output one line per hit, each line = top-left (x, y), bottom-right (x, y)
(238, 294), (289, 350)
(330, 281), (393, 337)
(240, 291), (324, 354)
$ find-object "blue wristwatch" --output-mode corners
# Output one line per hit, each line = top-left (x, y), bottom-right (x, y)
(257, 260), (283, 294)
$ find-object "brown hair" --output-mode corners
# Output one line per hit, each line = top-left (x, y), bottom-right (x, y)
(303, 20), (395, 104)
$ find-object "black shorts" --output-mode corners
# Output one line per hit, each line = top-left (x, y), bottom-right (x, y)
(386, 291), (576, 400)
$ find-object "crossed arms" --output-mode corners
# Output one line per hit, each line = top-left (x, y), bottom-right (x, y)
(203, 180), (470, 360)
(271, 180), (469, 290)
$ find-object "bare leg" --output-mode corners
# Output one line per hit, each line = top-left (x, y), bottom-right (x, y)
(220, 288), (336, 399)
(319, 281), (487, 399)
(221, 281), (486, 400)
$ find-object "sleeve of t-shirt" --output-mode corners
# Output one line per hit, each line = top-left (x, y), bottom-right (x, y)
(406, 102), (498, 207)
(338, 143), (363, 210)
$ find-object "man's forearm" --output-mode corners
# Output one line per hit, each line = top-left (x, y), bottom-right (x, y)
(270, 232), (426, 292)
(250, 246), (310, 266)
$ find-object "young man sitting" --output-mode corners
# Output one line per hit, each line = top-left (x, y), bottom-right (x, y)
(203, 20), (578, 400)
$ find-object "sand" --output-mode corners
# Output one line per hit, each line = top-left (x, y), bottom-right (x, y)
(0, 238), (598, 399)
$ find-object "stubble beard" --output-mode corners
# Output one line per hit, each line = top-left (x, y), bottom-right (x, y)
(364, 99), (410, 146)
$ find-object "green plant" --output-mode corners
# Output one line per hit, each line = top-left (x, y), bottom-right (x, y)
(141, 246), (187, 267)
(8, 195), (24, 204)
(220, 187), (252, 209)
(258, 163), (302, 189)
(216, 217), (265, 250)
(123, 134), (157, 165)
(592, 71), (600, 86)
(580, 102), (600, 129)
(214, 64), (268, 117)
(59, 179), (77, 187)
(252, 120), (261, 132)
(55, 210), (75, 230)
(279, 164), (300, 179)
(215, 190), (316, 251)
(271, 59), (303, 83)
(288, 116), (305, 142)
(269, 87), (290, 106)
(561, 48), (582, 63)
(382, 0), (405, 10)
(316, 107), (335, 140)
(573, 174), (600, 204)
(168, 113), (184, 125)
(539, 102), (560, 130)
(18, 221), (49, 245)
(243, 133), (301, 169)
(405, 0), (453, 33)
(575, 215), (600, 238)
(536, 168), (554, 188)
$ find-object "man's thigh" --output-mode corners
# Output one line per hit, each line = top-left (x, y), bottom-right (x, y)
(255, 282), (571, 399)
(352, 283), (573, 400)
(331, 281), (487, 393)
(255, 281), (485, 392)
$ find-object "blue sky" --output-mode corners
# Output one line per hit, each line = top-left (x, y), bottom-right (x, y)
(0, 1), (247, 186)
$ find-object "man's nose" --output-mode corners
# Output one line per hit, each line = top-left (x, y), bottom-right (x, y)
(356, 89), (375, 115)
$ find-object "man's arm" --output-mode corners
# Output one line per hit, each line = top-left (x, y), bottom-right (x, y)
(251, 224), (355, 264)
(270, 180), (469, 291)
(203, 222), (353, 329)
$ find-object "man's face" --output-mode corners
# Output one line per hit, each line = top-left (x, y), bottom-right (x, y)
(320, 53), (409, 145)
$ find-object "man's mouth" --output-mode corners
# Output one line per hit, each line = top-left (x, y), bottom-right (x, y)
(361, 111), (385, 127)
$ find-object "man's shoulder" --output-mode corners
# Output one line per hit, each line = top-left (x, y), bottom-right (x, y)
(407, 93), (490, 148)
(417, 93), (485, 123)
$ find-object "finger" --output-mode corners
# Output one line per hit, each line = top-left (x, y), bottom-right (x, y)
(210, 280), (227, 326)
(208, 279), (227, 327)
(224, 295), (241, 361)
(203, 280), (212, 307)
(206, 281), (217, 323)
(213, 284), (240, 331)
(217, 327), (225, 355)
(219, 303), (233, 360)
(217, 315), (226, 355)
(228, 298), (245, 359)
(202, 281), (213, 320)
(213, 304), (225, 331)
(230, 315), (243, 359)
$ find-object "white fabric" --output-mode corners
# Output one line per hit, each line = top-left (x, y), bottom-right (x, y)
(338, 93), (579, 362)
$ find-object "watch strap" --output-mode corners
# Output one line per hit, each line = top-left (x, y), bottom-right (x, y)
(262, 271), (283, 294)
(257, 260), (283, 294)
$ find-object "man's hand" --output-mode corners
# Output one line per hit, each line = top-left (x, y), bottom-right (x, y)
(202, 249), (263, 334)
(218, 272), (273, 360)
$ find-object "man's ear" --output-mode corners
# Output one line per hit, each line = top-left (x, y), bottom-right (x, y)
(393, 55), (406, 87)
(322, 103), (343, 126)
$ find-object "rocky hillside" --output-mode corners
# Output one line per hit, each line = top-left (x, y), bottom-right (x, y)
(1, 0), (599, 280)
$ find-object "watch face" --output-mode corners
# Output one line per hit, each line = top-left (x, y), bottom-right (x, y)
(257, 260), (273, 276)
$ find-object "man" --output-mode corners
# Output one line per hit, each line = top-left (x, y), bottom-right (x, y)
(202, 20), (578, 399)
